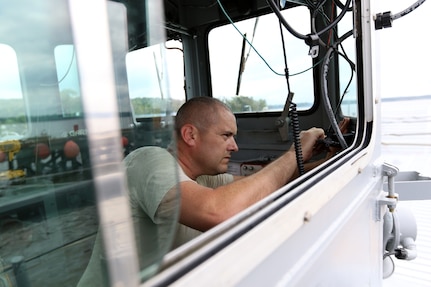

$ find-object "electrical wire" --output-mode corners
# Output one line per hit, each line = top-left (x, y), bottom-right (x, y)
(216, 0), (284, 76)
(275, 1), (305, 173)
(320, 47), (348, 149)
(375, 0), (427, 29)
(289, 103), (305, 175)
(391, 0), (427, 21)
(324, 29), (355, 118)
(266, 0), (307, 40)
(40, 46), (76, 87)
(216, 0), (319, 78)
(277, 10), (291, 93)
(333, 47), (355, 116)
(311, 0), (332, 47)
(266, 0), (351, 41)
(217, 0), (355, 151)
(334, 0), (353, 11)
(312, 0), (351, 37)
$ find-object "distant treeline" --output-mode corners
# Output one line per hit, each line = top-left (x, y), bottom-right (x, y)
(381, 95), (431, 102)
(131, 96), (268, 114)
(131, 97), (184, 115)
(8, 93), (425, 124)
(0, 99), (26, 125)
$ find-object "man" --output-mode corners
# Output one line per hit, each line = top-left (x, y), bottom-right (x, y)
(78, 97), (325, 286)
(128, 97), (325, 245)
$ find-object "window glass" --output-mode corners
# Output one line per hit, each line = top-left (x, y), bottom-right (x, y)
(0, 2), (97, 286)
(209, 6), (314, 112)
(0, 44), (27, 141)
(110, 2), (182, 282)
(54, 45), (83, 117)
(337, 8), (357, 117)
(126, 40), (185, 118)
(1, 1), (180, 286)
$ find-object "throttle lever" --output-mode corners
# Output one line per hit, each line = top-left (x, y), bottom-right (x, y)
(316, 137), (341, 148)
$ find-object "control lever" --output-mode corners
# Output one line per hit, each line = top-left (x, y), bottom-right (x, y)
(316, 137), (341, 148)
(316, 131), (355, 149)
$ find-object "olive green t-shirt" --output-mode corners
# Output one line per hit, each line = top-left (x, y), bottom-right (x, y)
(77, 146), (233, 286)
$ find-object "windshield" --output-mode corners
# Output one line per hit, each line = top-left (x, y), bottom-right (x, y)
(209, 5), (314, 112)
(0, 1), (180, 285)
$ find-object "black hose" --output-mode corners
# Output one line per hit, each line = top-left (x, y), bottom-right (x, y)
(320, 47), (348, 149)
(266, 0), (351, 42)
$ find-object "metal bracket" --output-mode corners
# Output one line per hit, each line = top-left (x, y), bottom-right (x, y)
(275, 92), (294, 142)
(376, 192), (398, 221)
(382, 162), (399, 212)
(376, 163), (399, 220)
(306, 34), (320, 58)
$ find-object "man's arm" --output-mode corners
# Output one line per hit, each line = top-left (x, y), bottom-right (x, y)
(178, 127), (325, 232)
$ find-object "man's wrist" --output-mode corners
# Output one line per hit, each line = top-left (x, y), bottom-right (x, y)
(286, 150), (296, 157)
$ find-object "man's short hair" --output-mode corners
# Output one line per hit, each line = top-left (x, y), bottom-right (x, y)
(174, 97), (231, 135)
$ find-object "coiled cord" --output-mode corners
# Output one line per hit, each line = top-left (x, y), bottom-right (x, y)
(289, 103), (305, 176)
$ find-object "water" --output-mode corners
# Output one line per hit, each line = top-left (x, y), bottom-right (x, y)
(380, 96), (431, 287)
(380, 97), (431, 176)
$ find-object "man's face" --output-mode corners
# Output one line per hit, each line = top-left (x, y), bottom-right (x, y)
(195, 108), (238, 175)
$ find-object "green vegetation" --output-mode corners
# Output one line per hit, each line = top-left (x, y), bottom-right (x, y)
(222, 96), (267, 112)
(0, 99), (26, 125)
(131, 97), (184, 116)
(1, 95), (267, 126)
(131, 96), (267, 115)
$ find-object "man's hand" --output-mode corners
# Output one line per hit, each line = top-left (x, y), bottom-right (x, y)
(295, 127), (326, 162)
(325, 118), (351, 158)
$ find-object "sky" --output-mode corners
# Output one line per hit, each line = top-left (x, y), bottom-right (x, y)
(377, 0), (431, 98)
(1, 1), (430, 103)
(208, 6), (316, 106)
(204, 0), (431, 106)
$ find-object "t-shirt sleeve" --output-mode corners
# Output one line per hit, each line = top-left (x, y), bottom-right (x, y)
(196, 173), (234, 188)
(124, 147), (191, 223)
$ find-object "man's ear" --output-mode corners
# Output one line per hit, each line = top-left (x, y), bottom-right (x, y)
(181, 124), (198, 146)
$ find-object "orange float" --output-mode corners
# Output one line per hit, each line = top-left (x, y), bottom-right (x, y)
(122, 136), (129, 147)
(34, 143), (51, 159)
(64, 140), (80, 159)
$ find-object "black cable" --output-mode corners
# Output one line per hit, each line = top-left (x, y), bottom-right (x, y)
(277, 1), (291, 93)
(333, 48), (355, 117)
(335, 29), (354, 45)
(311, 0), (330, 47)
(275, 2), (306, 174)
(289, 103), (305, 176)
(334, 0), (353, 12)
(266, 0), (308, 40)
(334, 57), (354, 117)
(277, 4), (304, 175)
(320, 47), (348, 149)
(315, 0), (351, 37)
(266, 0), (351, 42)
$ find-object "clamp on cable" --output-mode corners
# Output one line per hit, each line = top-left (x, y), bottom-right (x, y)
(374, 11), (392, 30)
(305, 34), (320, 58)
